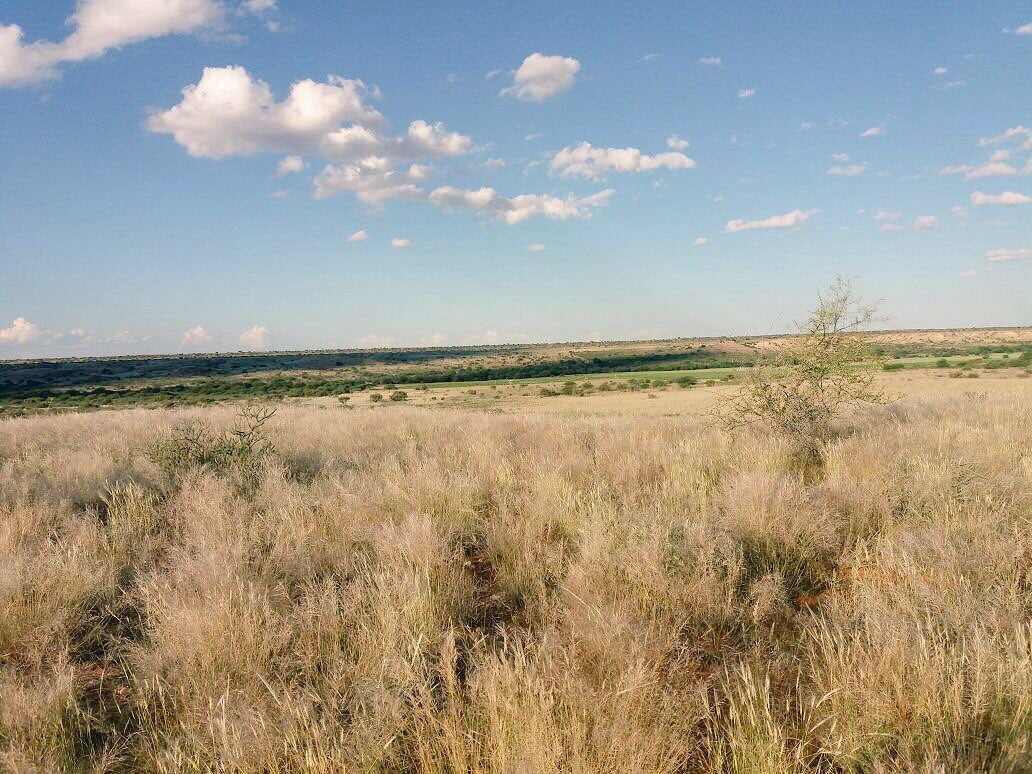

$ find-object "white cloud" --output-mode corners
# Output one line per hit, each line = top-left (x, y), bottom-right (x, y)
(693, 237), (707, 246)
(428, 186), (615, 224)
(276, 154), (305, 176)
(524, 132), (543, 142)
(637, 53), (659, 64)
(181, 325), (212, 346)
(971, 190), (1032, 206)
(481, 157), (506, 169)
(830, 152), (851, 162)
(859, 125), (885, 138)
(1009, 23), (1032, 35)
(320, 119), (472, 162)
(359, 334), (397, 347)
(0, 316), (42, 344)
(958, 269), (977, 277)
(0, 0), (224, 87)
(698, 56), (723, 67)
(941, 161), (1018, 179)
(737, 88), (756, 99)
(666, 135), (690, 151)
(985, 247), (1032, 262)
(932, 66), (948, 75)
(879, 223), (904, 233)
(978, 126), (1032, 148)
(550, 142), (695, 180)
(725, 208), (817, 233)
(873, 209), (901, 221)
(463, 330), (529, 345)
(915, 215), (940, 230)
(484, 68), (502, 80)
(148, 66), (385, 158)
(528, 242), (546, 252)
(347, 229), (369, 242)
(951, 205), (970, 218)
(827, 164), (866, 177)
(239, 325), (269, 349)
(391, 238), (410, 248)
(241, 0), (276, 12)
(500, 53), (580, 102)
(312, 158), (430, 205)
(420, 332), (448, 346)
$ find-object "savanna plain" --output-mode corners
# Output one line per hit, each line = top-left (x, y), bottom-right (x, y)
(1, 323), (1031, 772)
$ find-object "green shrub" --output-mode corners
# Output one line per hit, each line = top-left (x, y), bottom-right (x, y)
(389, 390), (408, 402)
(147, 405), (276, 494)
(369, 392), (383, 402)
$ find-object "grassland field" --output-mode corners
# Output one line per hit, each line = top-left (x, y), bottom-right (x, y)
(1, 327), (1029, 417)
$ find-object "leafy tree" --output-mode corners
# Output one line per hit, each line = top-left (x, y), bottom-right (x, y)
(719, 278), (885, 465)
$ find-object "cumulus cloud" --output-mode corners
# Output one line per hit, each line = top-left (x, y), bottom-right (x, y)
(428, 186), (614, 224)
(978, 126), (1032, 148)
(147, 66), (386, 158)
(1008, 23), (1032, 35)
(312, 158), (430, 205)
(693, 237), (707, 246)
(971, 190), (1031, 206)
(698, 56), (723, 67)
(550, 142), (695, 180)
(391, 238), (410, 248)
(724, 208), (817, 233)
(879, 223), (904, 233)
(915, 215), (940, 230)
(737, 88), (756, 99)
(985, 247), (1032, 262)
(666, 135), (690, 151)
(359, 334), (397, 347)
(0, 0), (224, 87)
(500, 53), (580, 102)
(347, 229), (369, 242)
(239, 325), (269, 349)
(528, 242), (546, 252)
(941, 160), (1018, 179)
(830, 153), (851, 162)
(149, 65), (479, 208)
(420, 332), (448, 346)
(463, 330), (529, 345)
(276, 154), (305, 176)
(0, 316), (42, 344)
(827, 164), (866, 177)
(951, 205), (970, 218)
(859, 125), (885, 138)
(933, 66), (948, 75)
(181, 325), (212, 346)
(873, 209), (901, 221)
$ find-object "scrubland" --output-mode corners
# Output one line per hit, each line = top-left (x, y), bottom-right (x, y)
(1, 393), (1030, 771)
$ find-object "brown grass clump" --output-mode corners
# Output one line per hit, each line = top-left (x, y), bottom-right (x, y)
(0, 396), (1029, 772)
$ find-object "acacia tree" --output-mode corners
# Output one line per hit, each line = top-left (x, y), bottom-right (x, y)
(719, 278), (885, 464)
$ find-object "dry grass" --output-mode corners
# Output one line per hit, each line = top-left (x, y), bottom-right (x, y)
(0, 394), (1029, 772)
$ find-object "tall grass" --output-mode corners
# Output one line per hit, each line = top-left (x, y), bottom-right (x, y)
(0, 396), (1029, 771)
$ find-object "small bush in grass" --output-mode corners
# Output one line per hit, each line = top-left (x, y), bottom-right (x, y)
(389, 390), (408, 402)
(883, 362), (905, 371)
(676, 375), (697, 387)
(369, 392), (383, 403)
(720, 277), (886, 467)
(148, 405), (276, 493)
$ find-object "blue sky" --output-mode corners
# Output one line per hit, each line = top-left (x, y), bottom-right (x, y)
(1, 0), (1030, 357)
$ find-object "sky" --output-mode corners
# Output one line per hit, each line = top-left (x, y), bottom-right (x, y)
(1, 0), (1030, 358)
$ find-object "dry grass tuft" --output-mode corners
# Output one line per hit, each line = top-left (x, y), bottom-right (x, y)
(0, 396), (1029, 771)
